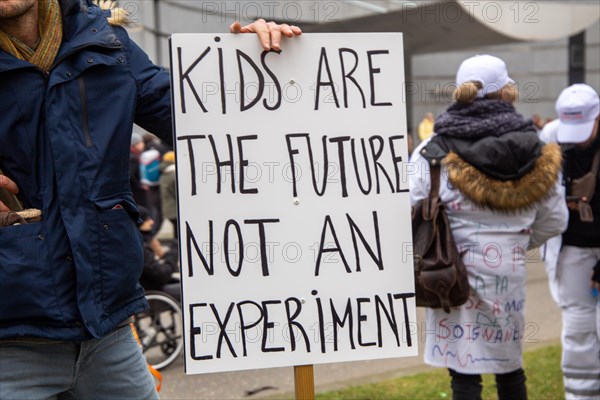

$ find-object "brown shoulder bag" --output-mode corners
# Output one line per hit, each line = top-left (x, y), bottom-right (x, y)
(411, 163), (470, 313)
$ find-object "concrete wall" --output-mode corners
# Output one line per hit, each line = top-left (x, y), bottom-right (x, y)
(125, 0), (370, 67)
(121, 1), (599, 135)
(410, 20), (600, 135)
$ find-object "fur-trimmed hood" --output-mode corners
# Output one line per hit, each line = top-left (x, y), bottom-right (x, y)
(421, 131), (563, 211)
(443, 143), (562, 211)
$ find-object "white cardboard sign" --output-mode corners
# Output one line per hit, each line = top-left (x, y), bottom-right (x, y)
(170, 33), (417, 375)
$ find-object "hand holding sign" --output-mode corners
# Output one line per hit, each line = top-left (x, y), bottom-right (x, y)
(230, 19), (302, 51)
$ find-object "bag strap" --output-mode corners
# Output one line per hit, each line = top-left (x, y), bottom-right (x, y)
(423, 163), (442, 220)
(419, 137), (447, 218)
(590, 146), (600, 178)
(430, 163), (441, 199)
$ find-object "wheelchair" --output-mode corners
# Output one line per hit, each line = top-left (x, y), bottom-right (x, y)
(133, 290), (183, 370)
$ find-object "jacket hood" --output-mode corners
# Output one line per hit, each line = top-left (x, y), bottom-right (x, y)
(422, 132), (562, 211)
(443, 142), (562, 211)
(443, 131), (542, 181)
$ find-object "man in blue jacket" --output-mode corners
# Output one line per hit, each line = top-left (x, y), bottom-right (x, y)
(0, 0), (300, 397)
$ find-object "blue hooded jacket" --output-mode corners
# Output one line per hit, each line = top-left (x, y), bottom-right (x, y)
(0, 0), (172, 340)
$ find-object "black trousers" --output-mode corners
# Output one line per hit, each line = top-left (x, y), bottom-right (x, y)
(448, 368), (527, 400)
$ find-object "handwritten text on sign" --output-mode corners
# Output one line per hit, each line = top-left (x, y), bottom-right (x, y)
(170, 33), (417, 375)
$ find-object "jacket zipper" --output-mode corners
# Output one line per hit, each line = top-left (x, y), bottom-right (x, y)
(39, 38), (123, 148)
(77, 77), (93, 147)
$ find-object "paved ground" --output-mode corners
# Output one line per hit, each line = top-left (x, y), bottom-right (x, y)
(153, 238), (562, 400)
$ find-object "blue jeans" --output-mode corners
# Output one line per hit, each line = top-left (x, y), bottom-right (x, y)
(0, 325), (159, 400)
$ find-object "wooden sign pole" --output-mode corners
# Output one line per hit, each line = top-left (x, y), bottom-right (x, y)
(294, 365), (315, 400)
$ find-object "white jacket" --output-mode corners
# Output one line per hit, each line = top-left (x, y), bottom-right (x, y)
(410, 136), (568, 373)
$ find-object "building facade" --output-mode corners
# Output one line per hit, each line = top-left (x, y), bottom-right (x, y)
(123, 0), (599, 133)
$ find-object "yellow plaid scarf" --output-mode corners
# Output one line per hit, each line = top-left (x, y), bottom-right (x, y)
(0, 0), (62, 72)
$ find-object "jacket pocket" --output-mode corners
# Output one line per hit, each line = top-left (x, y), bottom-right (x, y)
(0, 222), (62, 322)
(97, 207), (144, 314)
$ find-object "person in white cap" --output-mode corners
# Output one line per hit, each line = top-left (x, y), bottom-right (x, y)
(410, 54), (568, 400)
(544, 83), (600, 400)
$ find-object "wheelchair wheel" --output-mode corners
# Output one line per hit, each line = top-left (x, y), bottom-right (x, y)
(134, 291), (183, 370)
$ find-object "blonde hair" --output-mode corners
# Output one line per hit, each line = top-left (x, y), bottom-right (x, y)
(453, 81), (482, 104)
(485, 83), (519, 104)
(453, 81), (519, 104)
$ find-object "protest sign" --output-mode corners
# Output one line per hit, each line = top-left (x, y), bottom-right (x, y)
(170, 33), (417, 375)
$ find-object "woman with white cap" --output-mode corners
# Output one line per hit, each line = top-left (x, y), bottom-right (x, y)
(410, 54), (569, 399)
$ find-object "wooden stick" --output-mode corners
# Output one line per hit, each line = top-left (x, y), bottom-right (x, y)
(294, 365), (315, 400)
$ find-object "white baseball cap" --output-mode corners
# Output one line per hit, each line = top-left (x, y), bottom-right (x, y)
(555, 84), (600, 144)
(456, 55), (514, 98)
